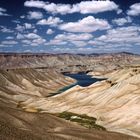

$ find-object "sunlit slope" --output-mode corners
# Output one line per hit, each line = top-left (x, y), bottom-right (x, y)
(0, 53), (140, 73)
(1, 100), (139, 140)
(0, 68), (75, 103)
(22, 67), (140, 138)
(0, 68), (138, 140)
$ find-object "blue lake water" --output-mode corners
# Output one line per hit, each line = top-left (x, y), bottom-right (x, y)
(64, 73), (104, 87)
(48, 73), (105, 97)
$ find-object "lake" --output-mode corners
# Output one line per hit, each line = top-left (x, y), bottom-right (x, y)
(65, 73), (104, 87)
(48, 73), (105, 97)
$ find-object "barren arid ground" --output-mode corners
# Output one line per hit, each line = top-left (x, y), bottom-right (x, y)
(0, 53), (140, 140)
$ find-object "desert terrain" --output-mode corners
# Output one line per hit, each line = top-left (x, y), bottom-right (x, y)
(0, 52), (140, 140)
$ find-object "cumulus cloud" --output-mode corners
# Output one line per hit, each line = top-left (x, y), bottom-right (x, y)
(27, 11), (43, 19)
(12, 20), (20, 24)
(15, 24), (25, 32)
(46, 33), (92, 47)
(46, 29), (54, 34)
(76, 0), (120, 14)
(98, 26), (140, 43)
(0, 26), (13, 33)
(24, 0), (45, 9)
(0, 7), (10, 16)
(90, 26), (140, 50)
(71, 41), (87, 47)
(59, 16), (110, 33)
(20, 33), (46, 46)
(20, 15), (25, 19)
(1, 40), (18, 45)
(54, 33), (93, 41)
(45, 39), (67, 46)
(16, 33), (25, 40)
(112, 17), (132, 26)
(24, 23), (34, 29)
(6, 36), (14, 40)
(127, 3), (140, 16)
(21, 40), (31, 45)
(15, 23), (34, 32)
(24, 0), (121, 15)
(25, 33), (41, 39)
(32, 38), (46, 44)
(37, 16), (63, 26)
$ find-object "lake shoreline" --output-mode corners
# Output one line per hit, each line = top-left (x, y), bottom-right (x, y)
(48, 73), (105, 97)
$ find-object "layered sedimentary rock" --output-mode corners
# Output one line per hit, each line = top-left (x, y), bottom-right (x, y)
(0, 53), (140, 73)
(0, 53), (140, 139)
(0, 68), (139, 140)
(21, 67), (140, 138)
(0, 68), (75, 104)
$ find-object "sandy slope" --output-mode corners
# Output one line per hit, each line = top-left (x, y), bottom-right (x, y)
(0, 100), (139, 140)
(0, 68), (75, 103)
(0, 68), (139, 140)
(21, 67), (140, 138)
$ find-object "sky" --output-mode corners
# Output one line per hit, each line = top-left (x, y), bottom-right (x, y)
(0, 0), (140, 54)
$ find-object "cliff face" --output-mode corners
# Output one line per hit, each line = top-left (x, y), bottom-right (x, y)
(0, 53), (140, 73)
(20, 67), (140, 138)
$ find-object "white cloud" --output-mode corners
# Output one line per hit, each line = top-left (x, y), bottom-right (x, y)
(20, 15), (25, 19)
(15, 23), (34, 32)
(59, 16), (110, 33)
(127, 3), (140, 16)
(46, 33), (92, 47)
(22, 33), (46, 46)
(76, 0), (120, 14)
(44, 3), (72, 15)
(33, 29), (38, 33)
(55, 33), (93, 41)
(16, 33), (25, 39)
(112, 17), (132, 26)
(25, 33), (41, 39)
(0, 44), (5, 47)
(24, 23), (33, 29)
(6, 36), (14, 40)
(71, 40), (87, 47)
(24, 0), (121, 15)
(2, 40), (18, 45)
(27, 11), (43, 19)
(37, 16), (63, 26)
(45, 39), (67, 46)
(46, 29), (54, 34)
(0, 8), (6, 12)
(0, 26), (13, 33)
(0, 7), (10, 16)
(32, 38), (46, 44)
(90, 26), (140, 49)
(12, 20), (20, 24)
(21, 40), (31, 45)
(24, 0), (45, 8)
(15, 24), (25, 32)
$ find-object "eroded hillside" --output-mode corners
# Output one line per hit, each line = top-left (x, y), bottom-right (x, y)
(0, 53), (140, 140)
(20, 67), (140, 138)
(0, 53), (140, 73)
(0, 68), (75, 105)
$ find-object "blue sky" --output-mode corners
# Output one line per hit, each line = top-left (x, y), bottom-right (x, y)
(0, 0), (140, 54)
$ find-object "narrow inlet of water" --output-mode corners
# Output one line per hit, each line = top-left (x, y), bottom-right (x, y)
(48, 73), (105, 97)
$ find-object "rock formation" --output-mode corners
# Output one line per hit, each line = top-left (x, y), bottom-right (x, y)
(0, 53), (140, 140)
